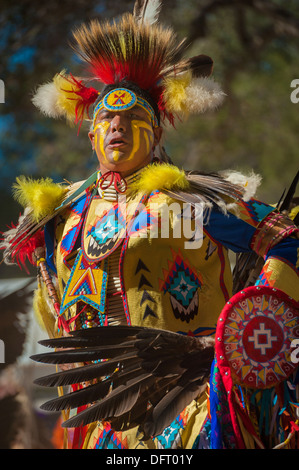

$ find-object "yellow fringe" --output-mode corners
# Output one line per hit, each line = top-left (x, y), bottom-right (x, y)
(12, 175), (68, 222)
(33, 282), (56, 338)
(130, 162), (190, 195)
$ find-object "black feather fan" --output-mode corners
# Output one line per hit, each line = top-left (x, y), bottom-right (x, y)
(31, 325), (215, 439)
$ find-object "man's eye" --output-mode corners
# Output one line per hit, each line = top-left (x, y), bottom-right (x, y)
(129, 113), (141, 119)
(99, 113), (111, 120)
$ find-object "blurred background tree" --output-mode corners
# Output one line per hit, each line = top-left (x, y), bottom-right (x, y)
(1, 0), (299, 278)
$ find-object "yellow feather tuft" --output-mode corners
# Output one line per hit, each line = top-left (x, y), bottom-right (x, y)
(54, 71), (82, 124)
(163, 71), (192, 114)
(33, 282), (56, 338)
(12, 175), (68, 222)
(131, 163), (190, 194)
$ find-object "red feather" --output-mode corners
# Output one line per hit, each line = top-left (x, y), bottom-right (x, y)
(3, 224), (45, 273)
(90, 54), (163, 89)
(60, 74), (99, 131)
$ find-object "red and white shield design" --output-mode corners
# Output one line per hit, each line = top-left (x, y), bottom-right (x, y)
(216, 286), (299, 389)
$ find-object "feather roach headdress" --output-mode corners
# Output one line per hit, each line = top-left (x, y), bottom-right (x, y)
(32, 0), (225, 130)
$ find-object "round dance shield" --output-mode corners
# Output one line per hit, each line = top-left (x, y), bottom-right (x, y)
(216, 286), (299, 389)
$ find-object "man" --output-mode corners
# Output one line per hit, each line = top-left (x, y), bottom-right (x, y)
(2, 2), (299, 449)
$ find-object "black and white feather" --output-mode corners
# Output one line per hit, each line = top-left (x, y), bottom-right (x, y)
(133, 0), (162, 25)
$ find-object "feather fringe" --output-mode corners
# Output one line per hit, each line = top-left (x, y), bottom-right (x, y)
(162, 169), (245, 222)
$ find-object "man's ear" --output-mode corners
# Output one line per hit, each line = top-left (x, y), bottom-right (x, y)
(153, 126), (163, 147)
(88, 131), (95, 150)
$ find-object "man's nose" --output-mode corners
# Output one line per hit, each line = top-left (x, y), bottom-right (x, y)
(111, 114), (126, 133)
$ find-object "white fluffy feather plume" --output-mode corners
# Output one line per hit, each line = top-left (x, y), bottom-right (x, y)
(31, 81), (63, 119)
(222, 170), (262, 201)
(185, 77), (226, 114)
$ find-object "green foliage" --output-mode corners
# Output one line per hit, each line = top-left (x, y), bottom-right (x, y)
(164, 0), (299, 202)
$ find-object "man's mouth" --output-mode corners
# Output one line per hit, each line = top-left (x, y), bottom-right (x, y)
(107, 137), (128, 148)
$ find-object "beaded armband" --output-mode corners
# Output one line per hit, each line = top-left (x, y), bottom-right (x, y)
(250, 211), (299, 258)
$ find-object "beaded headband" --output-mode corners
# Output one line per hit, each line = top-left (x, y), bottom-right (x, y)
(93, 88), (159, 129)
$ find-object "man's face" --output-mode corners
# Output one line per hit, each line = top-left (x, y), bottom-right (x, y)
(89, 103), (162, 176)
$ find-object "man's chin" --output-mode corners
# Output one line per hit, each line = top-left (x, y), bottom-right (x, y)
(98, 151), (151, 176)
(104, 149), (128, 163)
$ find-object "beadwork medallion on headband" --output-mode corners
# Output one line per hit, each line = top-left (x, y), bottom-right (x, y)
(93, 88), (158, 127)
(104, 88), (137, 111)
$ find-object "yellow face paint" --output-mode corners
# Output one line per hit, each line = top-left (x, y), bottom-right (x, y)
(94, 121), (110, 162)
(93, 117), (155, 164)
(112, 150), (121, 161)
(127, 120), (154, 161)
(143, 130), (150, 155)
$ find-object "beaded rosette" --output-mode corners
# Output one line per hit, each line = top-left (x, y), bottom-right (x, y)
(216, 286), (299, 390)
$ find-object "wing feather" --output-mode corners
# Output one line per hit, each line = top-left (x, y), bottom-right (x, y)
(31, 325), (215, 437)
